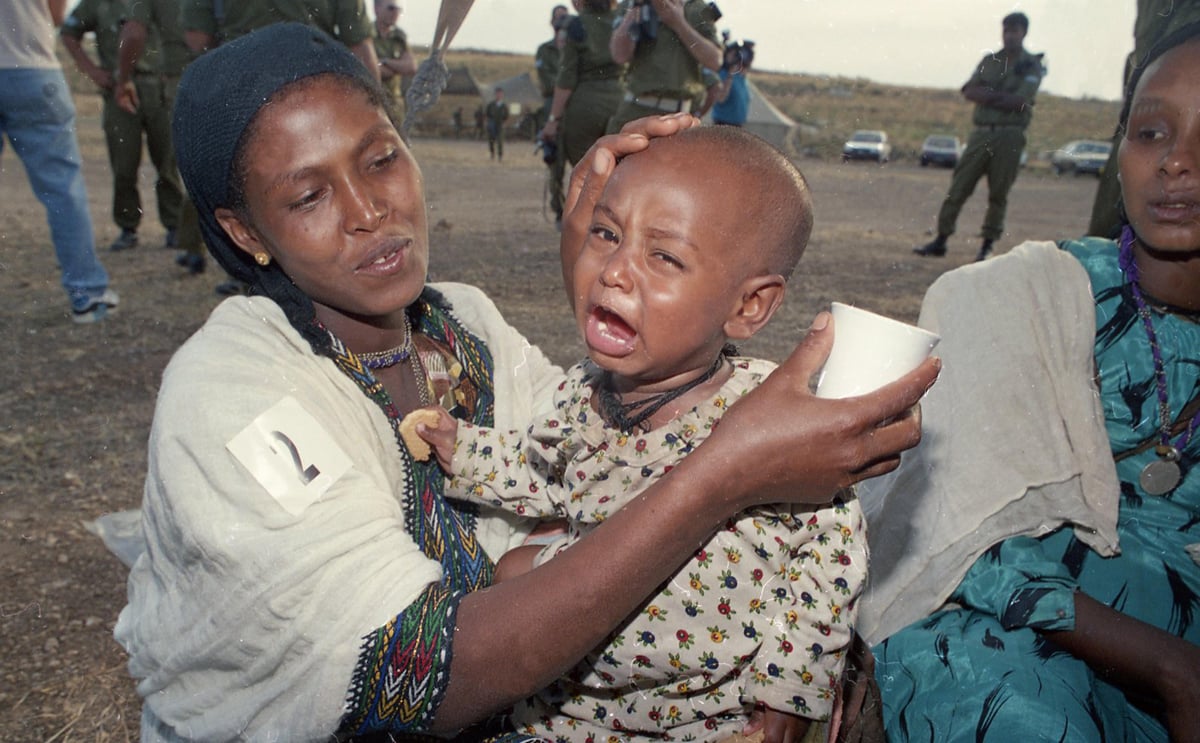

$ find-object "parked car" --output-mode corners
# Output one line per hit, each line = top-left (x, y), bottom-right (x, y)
(1050, 140), (1112, 176)
(842, 130), (892, 163)
(919, 134), (963, 167)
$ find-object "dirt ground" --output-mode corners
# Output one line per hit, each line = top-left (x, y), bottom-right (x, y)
(0, 95), (1100, 740)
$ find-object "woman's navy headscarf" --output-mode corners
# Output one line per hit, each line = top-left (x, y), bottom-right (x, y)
(172, 22), (382, 352)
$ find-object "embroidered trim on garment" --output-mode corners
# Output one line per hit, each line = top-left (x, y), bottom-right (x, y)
(341, 584), (462, 735)
(334, 289), (499, 735)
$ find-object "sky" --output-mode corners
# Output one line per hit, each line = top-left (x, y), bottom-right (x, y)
(396, 0), (1138, 101)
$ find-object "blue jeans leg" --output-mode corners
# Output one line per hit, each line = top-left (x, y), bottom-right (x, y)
(0, 67), (109, 309)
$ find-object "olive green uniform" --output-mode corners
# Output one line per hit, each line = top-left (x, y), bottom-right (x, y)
(374, 25), (409, 121)
(1088, 0), (1200, 238)
(485, 98), (509, 160)
(557, 10), (625, 166)
(936, 47), (1044, 242)
(535, 32), (566, 220)
(606, 0), (719, 133)
(62, 0), (183, 234)
(180, 0), (372, 46)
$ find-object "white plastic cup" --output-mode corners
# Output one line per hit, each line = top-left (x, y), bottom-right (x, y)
(815, 302), (940, 399)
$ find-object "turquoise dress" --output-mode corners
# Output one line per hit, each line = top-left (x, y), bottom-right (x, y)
(874, 238), (1200, 742)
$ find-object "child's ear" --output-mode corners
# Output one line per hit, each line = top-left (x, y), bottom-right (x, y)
(214, 207), (268, 261)
(724, 274), (786, 341)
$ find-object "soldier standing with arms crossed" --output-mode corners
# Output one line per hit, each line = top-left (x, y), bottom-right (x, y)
(605, 0), (721, 133)
(913, 12), (1044, 263)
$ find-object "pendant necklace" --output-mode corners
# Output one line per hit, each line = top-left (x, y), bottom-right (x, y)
(1118, 226), (1200, 495)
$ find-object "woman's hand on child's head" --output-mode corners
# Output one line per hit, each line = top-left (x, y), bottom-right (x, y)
(701, 311), (940, 509)
(560, 113), (700, 306)
(743, 703), (811, 743)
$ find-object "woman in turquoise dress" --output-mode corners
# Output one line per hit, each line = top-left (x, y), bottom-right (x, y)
(870, 24), (1200, 742)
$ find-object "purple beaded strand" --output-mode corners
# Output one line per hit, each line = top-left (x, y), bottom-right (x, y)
(1118, 226), (1200, 453)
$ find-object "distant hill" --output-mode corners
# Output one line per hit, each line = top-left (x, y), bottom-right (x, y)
(59, 36), (1118, 167)
(428, 47), (1122, 165)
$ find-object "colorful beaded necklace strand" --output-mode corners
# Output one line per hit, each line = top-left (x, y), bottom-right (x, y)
(357, 314), (413, 370)
(1118, 226), (1200, 495)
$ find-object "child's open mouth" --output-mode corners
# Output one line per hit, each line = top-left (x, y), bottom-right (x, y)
(585, 306), (637, 357)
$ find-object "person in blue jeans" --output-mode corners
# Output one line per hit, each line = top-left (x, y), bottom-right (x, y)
(1, 0), (118, 324)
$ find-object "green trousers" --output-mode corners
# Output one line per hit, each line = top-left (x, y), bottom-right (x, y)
(101, 76), (183, 233)
(936, 126), (1026, 241)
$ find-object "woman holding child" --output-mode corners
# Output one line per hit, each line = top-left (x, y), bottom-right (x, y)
(862, 23), (1200, 742)
(114, 22), (936, 742)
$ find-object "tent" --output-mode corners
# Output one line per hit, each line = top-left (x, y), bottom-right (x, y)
(703, 78), (797, 152)
(444, 66), (482, 96)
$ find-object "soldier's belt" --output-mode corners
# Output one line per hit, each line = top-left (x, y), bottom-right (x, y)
(625, 92), (693, 114)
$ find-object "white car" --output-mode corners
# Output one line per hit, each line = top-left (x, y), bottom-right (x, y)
(919, 134), (963, 168)
(1050, 140), (1112, 176)
(842, 130), (892, 163)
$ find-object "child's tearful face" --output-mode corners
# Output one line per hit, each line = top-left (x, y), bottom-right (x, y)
(573, 145), (757, 392)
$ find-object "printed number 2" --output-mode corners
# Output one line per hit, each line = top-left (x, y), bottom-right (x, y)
(270, 431), (321, 485)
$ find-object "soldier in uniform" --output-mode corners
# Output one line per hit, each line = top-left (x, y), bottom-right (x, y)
(535, 5), (569, 227)
(484, 87), (510, 160)
(373, 0), (416, 122)
(62, 0), (184, 252)
(605, 0), (721, 133)
(177, 0), (378, 73)
(120, 0), (378, 294)
(914, 12), (1044, 262)
(542, 0), (626, 168)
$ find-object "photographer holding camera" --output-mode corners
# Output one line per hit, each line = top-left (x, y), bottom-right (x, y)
(606, 0), (722, 132)
(712, 34), (753, 126)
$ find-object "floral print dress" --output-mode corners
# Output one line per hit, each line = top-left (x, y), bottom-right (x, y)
(448, 357), (868, 741)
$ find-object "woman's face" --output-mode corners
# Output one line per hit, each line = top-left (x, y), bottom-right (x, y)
(218, 76), (429, 330)
(1120, 38), (1200, 254)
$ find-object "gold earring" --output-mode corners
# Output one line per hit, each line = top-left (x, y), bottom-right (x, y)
(254, 252), (271, 266)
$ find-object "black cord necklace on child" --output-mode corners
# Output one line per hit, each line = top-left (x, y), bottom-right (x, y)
(597, 348), (732, 434)
(1118, 226), (1200, 495)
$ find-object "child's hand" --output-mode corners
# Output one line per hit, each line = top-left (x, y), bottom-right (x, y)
(399, 406), (457, 470)
(743, 703), (811, 743)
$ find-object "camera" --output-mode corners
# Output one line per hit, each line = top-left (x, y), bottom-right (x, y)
(721, 30), (754, 71)
(536, 135), (558, 165)
(628, 1), (722, 44)
(628, 0), (660, 43)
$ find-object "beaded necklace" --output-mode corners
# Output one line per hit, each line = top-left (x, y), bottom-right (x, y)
(1117, 226), (1200, 495)
(356, 313), (413, 369)
(354, 313), (431, 406)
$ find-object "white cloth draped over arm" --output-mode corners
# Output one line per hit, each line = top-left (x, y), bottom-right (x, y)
(856, 241), (1120, 645)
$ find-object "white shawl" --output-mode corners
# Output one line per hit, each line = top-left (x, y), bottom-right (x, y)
(112, 283), (561, 742)
(856, 241), (1121, 645)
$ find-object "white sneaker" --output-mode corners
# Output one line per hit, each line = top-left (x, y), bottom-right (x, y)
(71, 289), (120, 324)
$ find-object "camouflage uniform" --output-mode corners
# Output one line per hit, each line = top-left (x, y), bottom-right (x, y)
(180, 0), (372, 46)
(606, 0), (719, 133)
(557, 9), (626, 165)
(62, 0), (183, 236)
(373, 24), (409, 121)
(535, 30), (566, 221)
(935, 47), (1044, 243)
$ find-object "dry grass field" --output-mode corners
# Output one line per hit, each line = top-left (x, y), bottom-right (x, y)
(0, 57), (1108, 740)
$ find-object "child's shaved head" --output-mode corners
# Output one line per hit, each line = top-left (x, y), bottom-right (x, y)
(629, 126), (814, 280)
